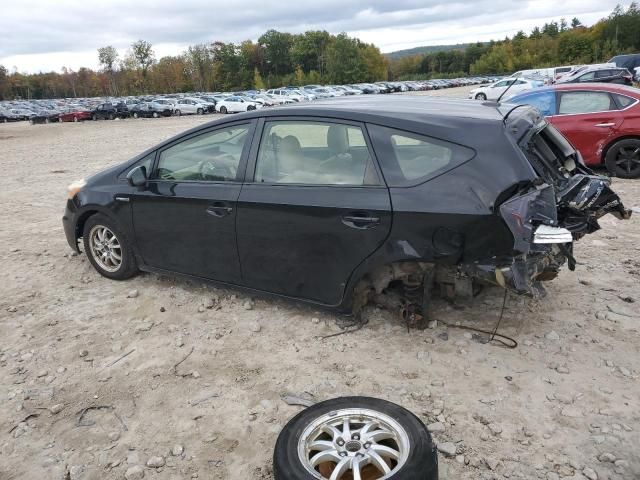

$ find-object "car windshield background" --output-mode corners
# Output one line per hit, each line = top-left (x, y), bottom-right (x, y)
(254, 120), (379, 185)
(558, 91), (615, 114)
(154, 125), (249, 182)
(367, 124), (475, 187)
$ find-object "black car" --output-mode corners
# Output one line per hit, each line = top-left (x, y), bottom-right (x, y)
(62, 97), (630, 321)
(561, 67), (633, 85)
(30, 108), (60, 124)
(130, 102), (172, 118)
(90, 102), (127, 120)
(609, 53), (640, 76)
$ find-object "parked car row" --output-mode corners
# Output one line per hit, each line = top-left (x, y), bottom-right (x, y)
(1, 76), (502, 124)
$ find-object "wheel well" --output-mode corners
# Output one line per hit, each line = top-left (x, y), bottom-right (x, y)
(601, 135), (640, 162)
(75, 210), (99, 241)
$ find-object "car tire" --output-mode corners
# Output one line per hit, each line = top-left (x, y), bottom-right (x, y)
(152, 112), (159, 118)
(108, 113), (115, 120)
(175, 109), (181, 116)
(273, 396), (438, 480)
(133, 112), (139, 119)
(605, 138), (640, 179)
(197, 108), (204, 115)
(475, 93), (487, 100)
(247, 105), (256, 111)
(92, 114), (98, 121)
(73, 116), (79, 122)
(82, 214), (138, 280)
(220, 106), (227, 114)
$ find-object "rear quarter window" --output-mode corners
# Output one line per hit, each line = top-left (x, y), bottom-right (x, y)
(367, 124), (475, 187)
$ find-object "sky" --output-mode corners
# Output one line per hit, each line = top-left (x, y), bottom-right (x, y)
(0, 0), (623, 73)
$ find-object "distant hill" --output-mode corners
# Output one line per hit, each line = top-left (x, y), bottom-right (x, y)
(385, 43), (473, 59)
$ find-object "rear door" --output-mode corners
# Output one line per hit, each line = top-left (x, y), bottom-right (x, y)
(548, 90), (623, 165)
(236, 118), (391, 305)
(130, 121), (255, 283)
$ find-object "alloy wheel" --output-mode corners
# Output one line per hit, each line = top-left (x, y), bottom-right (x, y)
(89, 225), (122, 273)
(615, 145), (640, 175)
(298, 408), (410, 479)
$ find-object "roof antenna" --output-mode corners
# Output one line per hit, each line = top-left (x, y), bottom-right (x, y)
(496, 78), (518, 104)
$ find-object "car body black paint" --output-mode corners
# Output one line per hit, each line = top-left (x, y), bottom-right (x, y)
(63, 96), (629, 312)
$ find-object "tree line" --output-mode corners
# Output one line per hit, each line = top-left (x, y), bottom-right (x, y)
(390, 3), (640, 79)
(0, 30), (388, 100)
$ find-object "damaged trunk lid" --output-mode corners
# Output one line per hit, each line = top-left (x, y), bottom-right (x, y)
(474, 106), (631, 294)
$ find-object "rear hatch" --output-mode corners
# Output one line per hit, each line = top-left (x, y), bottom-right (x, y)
(475, 105), (631, 294)
(500, 106), (630, 251)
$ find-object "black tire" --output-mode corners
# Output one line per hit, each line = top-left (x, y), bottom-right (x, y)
(220, 106), (227, 114)
(273, 396), (438, 480)
(73, 116), (79, 122)
(247, 105), (256, 111)
(133, 112), (139, 119)
(92, 114), (98, 121)
(174, 109), (181, 117)
(108, 113), (115, 120)
(152, 112), (159, 118)
(605, 138), (640, 179)
(475, 93), (487, 100)
(197, 108), (204, 115)
(82, 214), (138, 280)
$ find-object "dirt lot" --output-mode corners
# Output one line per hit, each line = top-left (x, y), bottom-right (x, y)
(1, 88), (640, 480)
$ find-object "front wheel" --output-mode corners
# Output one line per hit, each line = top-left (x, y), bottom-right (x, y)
(152, 112), (159, 118)
(219, 106), (227, 114)
(174, 109), (181, 116)
(475, 93), (487, 100)
(197, 108), (204, 115)
(133, 112), (139, 119)
(274, 396), (438, 480)
(247, 105), (256, 111)
(83, 214), (138, 280)
(92, 114), (98, 121)
(605, 139), (640, 178)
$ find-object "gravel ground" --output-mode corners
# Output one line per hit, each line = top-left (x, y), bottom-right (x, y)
(1, 87), (639, 480)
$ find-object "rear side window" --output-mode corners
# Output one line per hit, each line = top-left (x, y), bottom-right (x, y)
(558, 91), (615, 114)
(368, 125), (475, 187)
(614, 94), (636, 108)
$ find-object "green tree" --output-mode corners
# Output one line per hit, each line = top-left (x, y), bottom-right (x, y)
(130, 40), (155, 83)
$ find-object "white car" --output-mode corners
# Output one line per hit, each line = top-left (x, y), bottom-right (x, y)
(174, 97), (208, 115)
(266, 89), (305, 102)
(216, 96), (261, 114)
(468, 78), (543, 101)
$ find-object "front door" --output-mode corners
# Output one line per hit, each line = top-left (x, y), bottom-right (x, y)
(549, 90), (623, 165)
(131, 122), (254, 283)
(236, 119), (392, 305)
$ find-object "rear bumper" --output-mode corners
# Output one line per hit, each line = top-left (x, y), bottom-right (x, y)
(62, 199), (80, 252)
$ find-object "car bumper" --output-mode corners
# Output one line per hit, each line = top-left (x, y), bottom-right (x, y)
(62, 199), (80, 252)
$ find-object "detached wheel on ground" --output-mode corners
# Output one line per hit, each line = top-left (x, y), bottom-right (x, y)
(605, 138), (640, 178)
(82, 214), (138, 280)
(274, 396), (438, 480)
(475, 93), (487, 100)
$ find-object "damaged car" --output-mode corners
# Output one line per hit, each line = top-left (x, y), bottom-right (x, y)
(62, 96), (630, 326)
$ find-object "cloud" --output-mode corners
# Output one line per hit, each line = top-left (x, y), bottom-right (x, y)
(0, 0), (622, 72)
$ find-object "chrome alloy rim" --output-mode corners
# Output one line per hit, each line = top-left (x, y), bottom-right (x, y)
(89, 225), (122, 272)
(298, 408), (410, 479)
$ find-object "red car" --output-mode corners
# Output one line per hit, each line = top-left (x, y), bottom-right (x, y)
(508, 83), (640, 178)
(59, 108), (92, 123)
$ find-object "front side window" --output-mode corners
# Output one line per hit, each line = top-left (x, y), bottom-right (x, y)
(558, 91), (615, 114)
(368, 125), (475, 187)
(578, 72), (596, 81)
(155, 125), (250, 182)
(254, 121), (379, 185)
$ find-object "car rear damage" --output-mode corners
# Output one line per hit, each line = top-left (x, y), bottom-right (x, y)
(351, 105), (631, 326)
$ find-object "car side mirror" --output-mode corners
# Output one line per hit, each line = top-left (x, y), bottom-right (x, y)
(127, 165), (147, 187)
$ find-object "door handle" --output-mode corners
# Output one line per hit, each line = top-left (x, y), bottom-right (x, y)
(594, 122), (616, 127)
(206, 202), (233, 218)
(341, 213), (380, 229)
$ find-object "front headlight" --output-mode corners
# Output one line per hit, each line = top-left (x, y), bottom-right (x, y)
(67, 178), (86, 199)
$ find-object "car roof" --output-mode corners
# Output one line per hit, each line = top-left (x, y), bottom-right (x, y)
(241, 95), (508, 123)
(513, 83), (640, 98)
